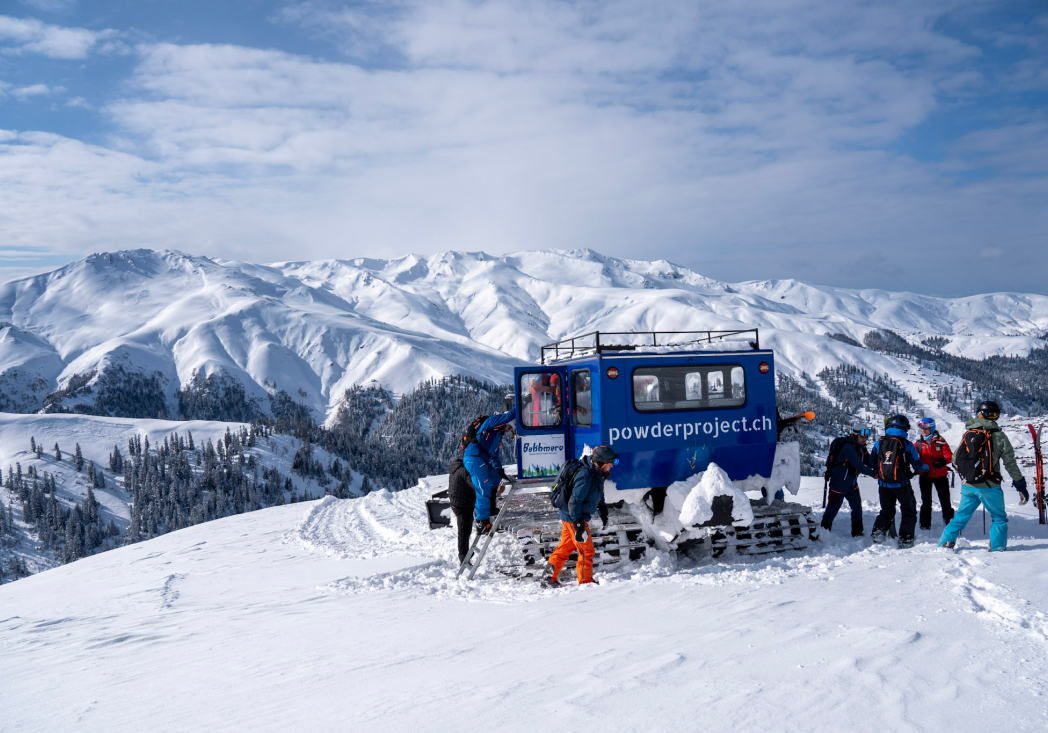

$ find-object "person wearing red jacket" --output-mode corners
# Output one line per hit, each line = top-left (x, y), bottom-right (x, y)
(915, 417), (954, 530)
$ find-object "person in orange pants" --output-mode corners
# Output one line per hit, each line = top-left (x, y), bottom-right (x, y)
(544, 445), (619, 587)
(548, 516), (597, 584)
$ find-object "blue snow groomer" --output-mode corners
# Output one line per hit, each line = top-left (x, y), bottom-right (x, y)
(515, 329), (776, 490)
(504, 329), (818, 565)
(428, 329), (818, 572)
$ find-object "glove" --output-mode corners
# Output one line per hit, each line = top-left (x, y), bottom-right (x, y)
(920, 463), (929, 475)
(573, 521), (588, 543)
(474, 518), (493, 534)
(1015, 477), (1029, 505)
(932, 458), (947, 469)
(598, 505), (609, 529)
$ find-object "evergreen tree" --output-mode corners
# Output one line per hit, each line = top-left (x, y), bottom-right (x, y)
(54, 442), (61, 460)
(74, 444), (84, 472)
(30, 436), (35, 453)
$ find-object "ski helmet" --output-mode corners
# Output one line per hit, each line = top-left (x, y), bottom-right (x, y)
(886, 414), (910, 431)
(917, 417), (936, 433)
(976, 400), (1001, 420)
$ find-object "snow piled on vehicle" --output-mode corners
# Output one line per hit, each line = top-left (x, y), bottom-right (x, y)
(678, 462), (754, 526)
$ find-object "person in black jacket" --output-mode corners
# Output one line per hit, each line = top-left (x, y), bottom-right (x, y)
(821, 426), (876, 536)
(447, 456), (496, 564)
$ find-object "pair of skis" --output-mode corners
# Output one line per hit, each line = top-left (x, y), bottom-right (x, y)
(1028, 423), (1046, 525)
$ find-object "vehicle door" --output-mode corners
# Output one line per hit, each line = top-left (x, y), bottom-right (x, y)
(514, 366), (570, 479)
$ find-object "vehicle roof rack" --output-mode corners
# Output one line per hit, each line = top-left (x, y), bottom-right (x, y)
(540, 329), (760, 364)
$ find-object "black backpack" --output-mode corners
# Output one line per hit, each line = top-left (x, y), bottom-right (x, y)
(954, 428), (1001, 485)
(460, 415), (490, 453)
(876, 435), (913, 483)
(824, 437), (848, 478)
(550, 458), (584, 511)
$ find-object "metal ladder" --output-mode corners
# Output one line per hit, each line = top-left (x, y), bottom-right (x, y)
(457, 483), (518, 580)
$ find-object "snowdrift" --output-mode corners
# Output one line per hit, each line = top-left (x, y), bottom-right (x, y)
(2, 475), (1048, 732)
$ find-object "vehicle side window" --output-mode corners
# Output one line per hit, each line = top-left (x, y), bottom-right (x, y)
(520, 372), (563, 427)
(632, 365), (746, 412)
(571, 370), (593, 427)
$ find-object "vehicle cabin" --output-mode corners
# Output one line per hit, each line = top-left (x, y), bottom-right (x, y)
(514, 330), (777, 492)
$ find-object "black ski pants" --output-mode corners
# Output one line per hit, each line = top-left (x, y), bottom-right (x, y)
(918, 475), (954, 529)
(822, 486), (862, 529)
(873, 482), (917, 540)
(452, 493), (496, 560)
(452, 506), (474, 560)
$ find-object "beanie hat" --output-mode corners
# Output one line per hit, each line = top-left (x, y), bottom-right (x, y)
(591, 445), (619, 465)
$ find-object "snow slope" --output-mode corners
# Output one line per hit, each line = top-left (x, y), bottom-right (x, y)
(2, 474), (1047, 732)
(0, 412), (352, 574)
(1, 248), (1045, 422)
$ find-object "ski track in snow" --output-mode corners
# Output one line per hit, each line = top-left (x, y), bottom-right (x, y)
(943, 553), (1048, 644)
(284, 481), (1042, 611)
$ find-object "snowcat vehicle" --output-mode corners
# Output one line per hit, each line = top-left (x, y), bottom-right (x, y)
(427, 329), (819, 577)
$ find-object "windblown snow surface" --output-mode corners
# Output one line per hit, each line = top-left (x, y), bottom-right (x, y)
(3, 474), (1048, 732)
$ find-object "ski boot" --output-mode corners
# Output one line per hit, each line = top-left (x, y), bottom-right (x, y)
(871, 528), (886, 544)
(539, 562), (560, 588)
(939, 541), (956, 551)
(851, 520), (864, 538)
(820, 520), (833, 533)
(897, 536), (914, 549)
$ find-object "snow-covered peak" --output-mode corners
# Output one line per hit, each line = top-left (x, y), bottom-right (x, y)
(0, 247), (1045, 422)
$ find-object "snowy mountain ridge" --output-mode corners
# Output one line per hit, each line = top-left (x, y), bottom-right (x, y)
(1, 247), (1046, 422)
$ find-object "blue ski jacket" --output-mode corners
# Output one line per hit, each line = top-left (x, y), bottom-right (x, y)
(558, 456), (607, 523)
(869, 428), (927, 488)
(827, 436), (875, 493)
(463, 409), (515, 471)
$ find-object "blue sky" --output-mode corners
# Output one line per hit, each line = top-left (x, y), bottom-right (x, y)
(1, 0), (1046, 295)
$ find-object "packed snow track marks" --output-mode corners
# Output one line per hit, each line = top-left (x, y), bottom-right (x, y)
(285, 489), (435, 560)
(160, 573), (186, 609)
(945, 556), (1048, 643)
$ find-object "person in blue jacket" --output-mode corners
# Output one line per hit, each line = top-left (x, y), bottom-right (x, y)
(544, 445), (618, 586)
(821, 426), (876, 536)
(869, 414), (927, 548)
(463, 409), (516, 533)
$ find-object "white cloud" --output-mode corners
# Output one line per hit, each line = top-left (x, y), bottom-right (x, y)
(12, 83), (62, 99)
(0, 0), (1044, 295)
(0, 14), (108, 59)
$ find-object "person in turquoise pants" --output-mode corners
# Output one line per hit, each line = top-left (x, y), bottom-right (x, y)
(939, 401), (1028, 551)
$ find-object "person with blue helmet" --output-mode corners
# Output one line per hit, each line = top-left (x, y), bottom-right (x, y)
(914, 417), (954, 530)
(462, 409), (516, 534)
(869, 414), (927, 548)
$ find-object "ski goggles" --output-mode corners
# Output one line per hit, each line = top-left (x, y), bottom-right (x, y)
(854, 428), (873, 437)
(917, 420), (934, 430)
